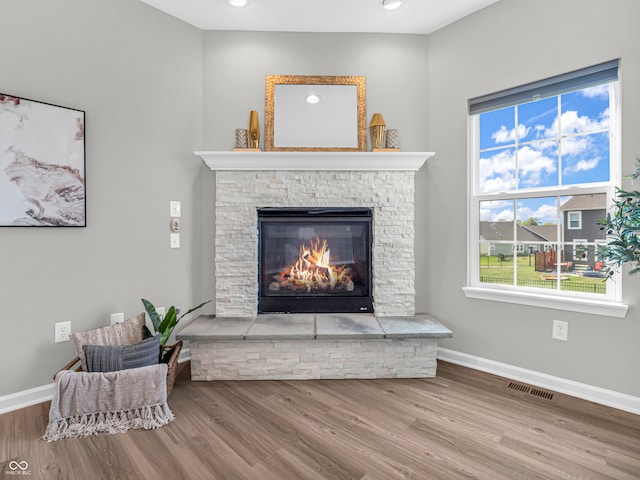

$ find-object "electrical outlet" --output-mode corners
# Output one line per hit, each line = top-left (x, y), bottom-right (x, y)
(156, 306), (165, 320)
(110, 312), (124, 325)
(552, 319), (568, 341)
(55, 321), (71, 343)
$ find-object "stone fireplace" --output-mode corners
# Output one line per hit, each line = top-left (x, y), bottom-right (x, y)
(208, 151), (432, 317)
(179, 152), (453, 382)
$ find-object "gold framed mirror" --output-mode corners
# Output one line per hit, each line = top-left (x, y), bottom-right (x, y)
(264, 75), (366, 152)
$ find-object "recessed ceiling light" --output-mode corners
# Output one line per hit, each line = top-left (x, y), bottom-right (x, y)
(305, 94), (320, 105)
(380, 0), (404, 11)
(226, 0), (248, 7)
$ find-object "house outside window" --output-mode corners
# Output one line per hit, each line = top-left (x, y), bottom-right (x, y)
(465, 60), (623, 313)
(568, 211), (582, 229)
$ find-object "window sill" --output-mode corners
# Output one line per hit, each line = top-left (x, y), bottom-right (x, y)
(462, 286), (628, 318)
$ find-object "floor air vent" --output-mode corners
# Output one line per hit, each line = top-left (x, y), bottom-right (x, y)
(507, 381), (555, 401)
(530, 388), (554, 400)
(507, 381), (530, 393)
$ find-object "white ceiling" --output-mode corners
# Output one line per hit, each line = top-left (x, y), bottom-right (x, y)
(138, 0), (500, 35)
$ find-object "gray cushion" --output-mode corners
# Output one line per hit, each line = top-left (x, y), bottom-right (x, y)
(83, 335), (160, 373)
(122, 335), (161, 369)
(83, 344), (124, 373)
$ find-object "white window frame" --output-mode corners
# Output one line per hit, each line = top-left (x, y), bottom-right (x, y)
(464, 70), (626, 318)
(568, 211), (582, 230)
(572, 239), (588, 261)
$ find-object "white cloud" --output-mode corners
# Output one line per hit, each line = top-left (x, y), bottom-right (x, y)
(482, 175), (516, 193)
(535, 203), (559, 220)
(564, 157), (600, 175)
(492, 123), (530, 144)
(581, 84), (609, 99)
(517, 146), (557, 187)
(516, 202), (558, 224)
(479, 150), (516, 192)
(492, 209), (514, 222)
(560, 136), (589, 155)
(480, 200), (514, 221)
(544, 109), (609, 137)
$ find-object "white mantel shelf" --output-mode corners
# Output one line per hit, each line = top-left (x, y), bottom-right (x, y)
(195, 151), (434, 171)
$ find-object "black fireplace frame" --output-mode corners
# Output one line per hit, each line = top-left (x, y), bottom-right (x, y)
(257, 207), (374, 314)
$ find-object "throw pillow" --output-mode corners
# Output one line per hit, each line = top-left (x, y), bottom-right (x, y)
(70, 312), (145, 371)
(83, 335), (161, 373)
(83, 344), (124, 373)
(122, 334), (161, 369)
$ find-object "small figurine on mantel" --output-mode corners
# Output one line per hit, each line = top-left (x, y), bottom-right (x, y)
(369, 113), (385, 150)
(385, 129), (399, 150)
(248, 110), (261, 151)
(233, 128), (248, 150)
(370, 113), (400, 151)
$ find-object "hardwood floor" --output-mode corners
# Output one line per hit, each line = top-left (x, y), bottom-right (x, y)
(1, 361), (638, 479)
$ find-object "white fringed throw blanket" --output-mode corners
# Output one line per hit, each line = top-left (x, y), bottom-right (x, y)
(44, 364), (174, 442)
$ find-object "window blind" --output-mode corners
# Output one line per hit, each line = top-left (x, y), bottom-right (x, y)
(468, 59), (619, 115)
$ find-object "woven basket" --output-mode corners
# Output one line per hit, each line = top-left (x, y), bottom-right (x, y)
(55, 340), (183, 397)
(162, 340), (183, 397)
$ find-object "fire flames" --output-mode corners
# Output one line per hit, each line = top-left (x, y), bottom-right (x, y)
(269, 238), (355, 293)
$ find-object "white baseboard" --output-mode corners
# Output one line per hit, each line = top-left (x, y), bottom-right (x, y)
(0, 383), (54, 415)
(437, 347), (640, 415)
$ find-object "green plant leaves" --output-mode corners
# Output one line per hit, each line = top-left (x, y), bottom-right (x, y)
(141, 298), (211, 346)
(599, 156), (640, 278)
(142, 298), (163, 331)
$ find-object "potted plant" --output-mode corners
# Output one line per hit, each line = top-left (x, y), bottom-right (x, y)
(142, 298), (211, 363)
(598, 156), (640, 277)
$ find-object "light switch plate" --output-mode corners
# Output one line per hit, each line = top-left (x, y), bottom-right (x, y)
(110, 312), (125, 325)
(170, 201), (181, 217)
(170, 233), (180, 248)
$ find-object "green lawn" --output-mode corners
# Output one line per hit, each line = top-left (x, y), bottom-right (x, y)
(479, 255), (606, 294)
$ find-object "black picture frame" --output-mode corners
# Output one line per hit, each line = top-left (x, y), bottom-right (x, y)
(0, 93), (85, 227)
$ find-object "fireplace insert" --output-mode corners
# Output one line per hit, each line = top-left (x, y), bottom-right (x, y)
(258, 207), (373, 314)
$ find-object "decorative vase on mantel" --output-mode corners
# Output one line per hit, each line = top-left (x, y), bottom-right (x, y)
(249, 110), (260, 149)
(369, 113), (386, 150)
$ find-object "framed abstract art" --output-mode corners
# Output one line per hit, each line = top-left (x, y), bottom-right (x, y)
(0, 93), (85, 227)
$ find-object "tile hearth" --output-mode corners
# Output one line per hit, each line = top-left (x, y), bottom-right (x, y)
(178, 314), (453, 381)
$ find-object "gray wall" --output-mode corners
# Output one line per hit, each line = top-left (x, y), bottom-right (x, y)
(2, 0), (639, 400)
(427, 0), (640, 397)
(0, 0), (204, 396)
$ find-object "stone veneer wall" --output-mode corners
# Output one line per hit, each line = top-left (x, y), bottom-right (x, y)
(215, 170), (416, 317)
(190, 338), (438, 380)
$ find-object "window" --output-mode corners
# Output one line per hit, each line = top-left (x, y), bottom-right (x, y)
(568, 211), (582, 229)
(572, 239), (588, 261)
(465, 60), (625, 315)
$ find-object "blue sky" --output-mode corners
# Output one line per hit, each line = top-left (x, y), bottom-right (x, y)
(478, 85), (611, 224)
